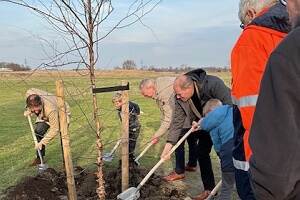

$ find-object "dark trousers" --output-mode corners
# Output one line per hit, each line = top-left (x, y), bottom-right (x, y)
(129, 125), (140, 161)
(235, 169), (256, 200)
(175, 129), (216, 191)
(175, 130), (198, 174)
(233, 105), (256, 200)
(34, 122), (50, 158)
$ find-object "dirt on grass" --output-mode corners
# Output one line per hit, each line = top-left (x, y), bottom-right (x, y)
(3, 165), (188, 200)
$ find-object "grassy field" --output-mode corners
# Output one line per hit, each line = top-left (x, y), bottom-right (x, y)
(0, 70), (232, 197)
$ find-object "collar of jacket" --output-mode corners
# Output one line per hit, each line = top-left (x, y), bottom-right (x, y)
(187, 99), (202, 119)
(249, 3), (291, 33)
(153, 80), (159, 100)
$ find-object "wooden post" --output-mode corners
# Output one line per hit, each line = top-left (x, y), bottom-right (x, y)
(121, 81), (129, 192)
(56, 80), (77, 200)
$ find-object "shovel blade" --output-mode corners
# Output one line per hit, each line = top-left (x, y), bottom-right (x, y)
(134, 160), (140, 166)
(117, 187), (140, 200)
(37, 163), (48, 173)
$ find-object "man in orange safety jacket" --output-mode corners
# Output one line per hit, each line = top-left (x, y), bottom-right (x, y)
(231, 0), (290, 199)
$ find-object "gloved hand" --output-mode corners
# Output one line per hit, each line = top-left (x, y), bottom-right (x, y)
(35, 142), (43, 150)
(24, 110), (32, 117)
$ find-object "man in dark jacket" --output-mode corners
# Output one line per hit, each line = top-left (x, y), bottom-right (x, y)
(249, 0), (300, 199)
(161, 68), (232, 200)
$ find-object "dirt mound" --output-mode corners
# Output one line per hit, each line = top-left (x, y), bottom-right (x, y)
(3, 165), (187, 200)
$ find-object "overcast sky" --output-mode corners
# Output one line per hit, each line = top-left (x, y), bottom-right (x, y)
(0, 0), (241, 69)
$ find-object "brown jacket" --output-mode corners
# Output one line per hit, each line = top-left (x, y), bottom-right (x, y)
(152, 77), (175, 138)
(26, 88), (71, 145)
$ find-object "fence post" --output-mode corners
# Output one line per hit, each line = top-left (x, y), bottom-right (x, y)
(56, 80), (77, 200)
(121, 81), (129, 191)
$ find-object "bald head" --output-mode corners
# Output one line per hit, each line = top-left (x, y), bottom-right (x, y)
(173, 75), (194, 102)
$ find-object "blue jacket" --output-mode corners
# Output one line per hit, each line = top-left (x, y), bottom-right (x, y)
(201, 105), (234, 172)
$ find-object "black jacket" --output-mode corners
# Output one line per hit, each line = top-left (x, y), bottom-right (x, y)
(117, 101), (140, 131)
(249, 23), (300, 200)
(167, 69), (232, 144)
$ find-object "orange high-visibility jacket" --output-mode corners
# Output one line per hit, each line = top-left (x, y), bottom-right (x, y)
(231, 5), (289, 161)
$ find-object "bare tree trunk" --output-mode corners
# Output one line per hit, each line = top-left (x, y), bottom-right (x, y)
(86, 0), (106, 199)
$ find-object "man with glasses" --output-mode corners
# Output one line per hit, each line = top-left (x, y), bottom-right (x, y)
(231, 0), (290, 199)
(250, 0), (300, 199)
(160, 69), (232, 200)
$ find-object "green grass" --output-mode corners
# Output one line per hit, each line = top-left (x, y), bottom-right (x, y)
(0, 70), (232, 197)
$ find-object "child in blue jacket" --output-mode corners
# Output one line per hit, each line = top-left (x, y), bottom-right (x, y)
(192, 99), (235, 200)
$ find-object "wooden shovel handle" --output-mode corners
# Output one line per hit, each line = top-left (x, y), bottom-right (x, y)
(137, 127), (194, 190)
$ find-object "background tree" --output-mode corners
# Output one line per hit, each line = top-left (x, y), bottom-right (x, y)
(122, 59), (136, 70)
(2, 0), (161, 199)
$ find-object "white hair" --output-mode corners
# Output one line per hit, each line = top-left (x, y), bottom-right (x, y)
(139, 79), (155, 90)
(238, 0), (278, 24)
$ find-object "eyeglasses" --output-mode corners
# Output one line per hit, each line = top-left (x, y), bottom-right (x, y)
(280, 0), (287, 6)
(240, 23), (245, 29)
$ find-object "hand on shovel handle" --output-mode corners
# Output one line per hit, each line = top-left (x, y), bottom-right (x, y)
(35, 142), (43, 150)
(151, 137), (159, 145)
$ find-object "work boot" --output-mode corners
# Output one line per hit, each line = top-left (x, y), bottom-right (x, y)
(192, 190), (211, 200)
(185, 164), (197, 172)
(163, 171), (185, 182)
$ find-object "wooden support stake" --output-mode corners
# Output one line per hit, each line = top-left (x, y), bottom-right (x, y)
(56, 80), (77, 200)
(121, 81), (129, 192)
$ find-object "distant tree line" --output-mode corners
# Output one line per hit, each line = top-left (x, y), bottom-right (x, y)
(114, 59), (230, 73)
(0, 62), (30, 71)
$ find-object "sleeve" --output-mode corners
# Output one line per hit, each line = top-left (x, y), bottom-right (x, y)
(153, 97), (173, 138)
(40, 110), (60, 145)
(249, 51), (300, 199)
(166, 100), (186, 145)
(200, 108), (224, 132)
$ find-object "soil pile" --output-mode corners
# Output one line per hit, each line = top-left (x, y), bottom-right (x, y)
(3, 165), (187, 200)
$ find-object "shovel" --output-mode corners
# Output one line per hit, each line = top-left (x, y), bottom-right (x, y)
(117, 127), (194, 200)
(205, 180), (222, 200)
(134, 142), (154, 166)
(103, 139), (122, 162)
(27, 116), (48, 173)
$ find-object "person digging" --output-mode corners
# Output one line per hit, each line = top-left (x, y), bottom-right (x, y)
(24, 88), (71, 166)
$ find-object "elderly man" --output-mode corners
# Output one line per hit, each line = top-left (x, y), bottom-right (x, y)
(161, 69), (232, 200)
(140, 77), (199, 181)
(249, 0), (300, 199)
(140, 77), (175, 143)
(231, 0), (290, 198)
(24, 88), (71, 165)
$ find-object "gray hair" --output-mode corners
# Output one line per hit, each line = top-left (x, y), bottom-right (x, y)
(238, 0), (278, 24)
(139, 79), (155, 90)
